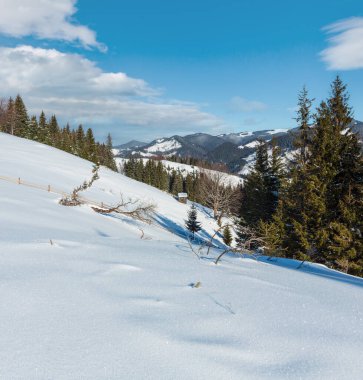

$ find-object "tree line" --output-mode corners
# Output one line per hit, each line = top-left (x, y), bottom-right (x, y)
(123, 158), (206, 202)
(0, 95), (117, 171)
(123, 158), (240, 215)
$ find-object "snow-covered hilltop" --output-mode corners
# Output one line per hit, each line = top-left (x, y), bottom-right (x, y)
(1, 132), (363, 379)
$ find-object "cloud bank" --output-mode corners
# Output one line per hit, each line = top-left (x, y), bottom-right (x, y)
(321, 17), (363, 70)
(0, 0), (105, 51)
(0, 45), (223, 140)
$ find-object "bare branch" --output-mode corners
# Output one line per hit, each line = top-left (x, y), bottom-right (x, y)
(199, 170), (241, 223)
(60, 164), (100, 206)
(92, 195), (156, 224)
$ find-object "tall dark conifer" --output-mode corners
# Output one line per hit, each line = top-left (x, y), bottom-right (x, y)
(14, 95), (29, 137)
(185, 203), (202, 239)
(240, 140), (270, 226)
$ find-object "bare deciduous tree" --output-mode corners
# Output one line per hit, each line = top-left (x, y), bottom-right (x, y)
(199, 170), (241, 224)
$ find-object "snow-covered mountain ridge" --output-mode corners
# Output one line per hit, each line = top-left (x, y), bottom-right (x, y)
(114, 120), (363, 174)
(1, 132), (363, 379)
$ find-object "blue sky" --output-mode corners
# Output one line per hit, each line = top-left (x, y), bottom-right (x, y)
(0, 0), (362, 143)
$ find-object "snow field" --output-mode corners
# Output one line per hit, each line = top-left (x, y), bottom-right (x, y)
(1, 132), (363, 379)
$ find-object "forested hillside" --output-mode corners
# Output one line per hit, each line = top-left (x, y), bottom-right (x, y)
(0, 95), (116, 170)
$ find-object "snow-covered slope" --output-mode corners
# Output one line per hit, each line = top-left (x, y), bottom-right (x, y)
(1, 133), (363, 379)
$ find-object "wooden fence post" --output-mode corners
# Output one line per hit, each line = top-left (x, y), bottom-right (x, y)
(18, 177), (21, 184)
(48, 185), (50, 192)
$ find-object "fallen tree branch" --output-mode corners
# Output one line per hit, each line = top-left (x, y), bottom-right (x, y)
(92, 194), (156, 224)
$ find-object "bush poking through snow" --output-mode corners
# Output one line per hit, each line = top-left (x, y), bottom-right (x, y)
(59, 164), (100, 206)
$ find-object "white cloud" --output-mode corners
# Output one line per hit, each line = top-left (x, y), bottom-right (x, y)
(321, 17), (363, 70)
(0, 0), (105, 51)
(230, 96), (267, 112)
(0, 45), (223, 140)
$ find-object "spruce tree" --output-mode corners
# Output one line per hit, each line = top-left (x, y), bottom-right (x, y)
(26, 115), (39, 140)
(266, 139), (285, 218)
(185, 203), (202, 239)
(223, 225), (233, 246)
(14, 95), (29, 137)
(240, 140), (270, 225)
(48, 115), (59, 146)
(277, 87), (321, 260)
(85, 128), (96, 161)
(38, 111), (48, 143)
(171, 170), (183, 195)
(75, 125), (85, 157)
(5, 97), (15, 135)
(105, 133), (117, 171)
(135, 159), (144, 181)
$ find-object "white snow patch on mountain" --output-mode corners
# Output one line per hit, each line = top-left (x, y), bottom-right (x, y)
(266, 129), (289, 135)
(239, 140), (260, 149)
(145, 138), (182, 153)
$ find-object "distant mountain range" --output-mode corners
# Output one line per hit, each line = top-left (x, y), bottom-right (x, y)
(114, 120), (363, 175)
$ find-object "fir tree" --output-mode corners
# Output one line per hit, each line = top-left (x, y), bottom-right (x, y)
(266, 139), (285, 218)
(294, 86), (313, 165)
(26, 115), (39, 140)
(171, 170), (183, 195)
(38, 111), (47, 143)
(240, 140), (270, 225)
(5, 97), (15, 135)
(75, 125), (85, 157)
(14, 95), (29, 137)
(105, 134), (118, 171)
(185, 203), (202, 239)
(310, 77), (362, 267)
(276, 87), (320, 260)
(223, 225), (233, 246)
(85, 128), (96, 161)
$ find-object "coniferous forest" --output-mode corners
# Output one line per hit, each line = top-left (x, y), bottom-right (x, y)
(0, 95), (117, 171)
(241, 77), (363, 276)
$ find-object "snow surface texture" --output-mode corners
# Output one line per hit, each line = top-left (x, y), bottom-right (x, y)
(1, 133), (363, 380)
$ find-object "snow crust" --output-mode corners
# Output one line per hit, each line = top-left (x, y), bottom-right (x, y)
(1, 132), (363, 379)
